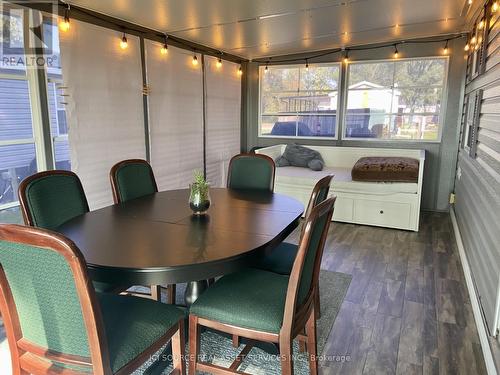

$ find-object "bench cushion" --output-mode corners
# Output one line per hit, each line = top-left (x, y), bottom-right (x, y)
(275, 166), (418, 194)
(352, 157), (419, 182)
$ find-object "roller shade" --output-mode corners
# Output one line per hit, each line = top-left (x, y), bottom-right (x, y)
(146, 42), (204, 190)
(59, 21), (145, 209)
(204, 56), (241, 187)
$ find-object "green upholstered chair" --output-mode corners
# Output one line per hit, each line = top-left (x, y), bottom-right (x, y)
(109, 159), (174, 303)
(18, 170), (118, 294)
(189, 197), (336, 375)
(254, 174), (333, 319)
(0, 224), (185, 375)
(227, 153), (275, 192)
(109, 159), (158, 204)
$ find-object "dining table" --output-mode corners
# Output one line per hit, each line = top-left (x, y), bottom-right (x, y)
(57, 187), (304, 305)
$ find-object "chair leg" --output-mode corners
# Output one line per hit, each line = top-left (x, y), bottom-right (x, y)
(298, 329), (307, 353)
(305, 306), (318, 375)
(166, 284), (176, 304)
(279, 336), (294, 375)
(150, 285), (162, 302)
(172, 320), (186, 375)
(315, 288), (321, 319)
(232, 334), (240, 348)
(189, 315), (200, 375)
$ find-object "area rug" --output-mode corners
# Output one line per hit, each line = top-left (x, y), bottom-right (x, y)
(0, 270), (350, 375)
(136, 269), (351, 374)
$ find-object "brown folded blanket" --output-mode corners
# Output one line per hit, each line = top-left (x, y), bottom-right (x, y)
(352, 157), (419, 182)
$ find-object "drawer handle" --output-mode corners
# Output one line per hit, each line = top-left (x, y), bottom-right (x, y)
(379, 210), (384, 214)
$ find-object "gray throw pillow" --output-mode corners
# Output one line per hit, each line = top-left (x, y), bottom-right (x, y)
(275, 155), (291, 167)
(279, 144), (324, 171)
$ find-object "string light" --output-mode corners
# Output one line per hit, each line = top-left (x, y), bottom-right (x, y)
(160, 34), (168, 55)
(393, 44), (399, 59)
(216, 57), (223, 68)
(478, 18), (485, 29)
(120, 32), (128, 49)
(192, 54), (198, 66)
(464, 40), (470, 51)
(343, 50), (349, 64)
(468, 0), (473, 5)
(442, 40), (449, 55)
(265, 62), (269, 73)
(59, 4), (70, 32)
(238, 65), (243, 76)
(305, 59), (309, 71)
(493, 1), (498, 12)
(470, 35), (477, 45)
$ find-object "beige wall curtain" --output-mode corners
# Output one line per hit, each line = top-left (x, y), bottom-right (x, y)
(59, 20), (145, 209)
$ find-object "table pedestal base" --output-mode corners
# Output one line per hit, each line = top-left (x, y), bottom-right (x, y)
(185, 280), (208, 307)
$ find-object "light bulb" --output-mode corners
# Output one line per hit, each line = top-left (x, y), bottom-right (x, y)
(470, 36), (477, 45)
(160, 44), (168, 55)
(265, 64), (269, 73)
(468, 0), (473, 5)
(192, 55), (198, 66)
(478, 19), (485, 29)
(238, 66), (243, 76)
(443, 46), (448, 55)
(216, 58), (222, 68)
(343, 56), (349, 64)
(120, 34), (128, 50)
(59, 18), (70, 32)
(305, 60), (309, 71)
(394, 51), (399, 58)
(464, 43), (470, 51)
(493, 1), (498, 12)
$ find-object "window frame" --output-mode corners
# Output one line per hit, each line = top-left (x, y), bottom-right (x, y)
(0, 9), (51, 211)
(342, 56), (450, 143)
(258, 62), (342, 140)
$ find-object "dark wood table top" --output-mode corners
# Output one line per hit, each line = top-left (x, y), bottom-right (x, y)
(57, 188), (304, 285)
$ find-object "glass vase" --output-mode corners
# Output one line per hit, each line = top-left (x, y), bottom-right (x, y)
(189, 184), (211, 215)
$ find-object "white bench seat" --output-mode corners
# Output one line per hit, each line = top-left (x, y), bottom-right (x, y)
(256, 144), (425, 231)
(276, 166), (419, 195)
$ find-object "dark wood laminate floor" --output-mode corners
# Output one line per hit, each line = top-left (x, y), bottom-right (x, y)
(288, 212), (487, 375)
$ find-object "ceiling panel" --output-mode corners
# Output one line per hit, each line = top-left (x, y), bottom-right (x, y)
(67, 0), (467, 59)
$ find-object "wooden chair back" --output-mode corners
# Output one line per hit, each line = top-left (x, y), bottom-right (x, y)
(0, 224), (111, 374)
(303, 174), (334, 224)
(281, 197), (336, 337)
(18, 170), (89, 231)
(227, 153), (276, 192)
(109, 159), (158, 204)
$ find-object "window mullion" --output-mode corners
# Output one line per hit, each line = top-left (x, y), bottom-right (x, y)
(25, 9), (54, 172)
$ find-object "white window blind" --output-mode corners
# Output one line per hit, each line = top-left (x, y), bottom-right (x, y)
(59, 21), (146, 209)
(205, 56), (241, 187)
(145, 42), (204, 190)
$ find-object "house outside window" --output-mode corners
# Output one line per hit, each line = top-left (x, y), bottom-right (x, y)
(344, 57), (448, 141)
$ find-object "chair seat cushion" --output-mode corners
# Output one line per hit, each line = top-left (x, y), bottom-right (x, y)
(97, 293), (184, 373)
(189, 268), (289, 333)
(254, 242), (298, 275)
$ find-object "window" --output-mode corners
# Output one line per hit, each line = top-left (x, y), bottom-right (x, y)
(0, 11), (39, 210)
(345, 57), (448, 141)
(259, 64), (340, 138)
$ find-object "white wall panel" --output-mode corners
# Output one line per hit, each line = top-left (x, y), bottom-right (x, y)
(59, 21), (145, 209)
(205, 56), (241, 187)
(146, 42), (204, 190)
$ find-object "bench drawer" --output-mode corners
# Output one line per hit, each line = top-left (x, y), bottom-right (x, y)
(353, 199), (411, 229)
(333, 197), (354, 222)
